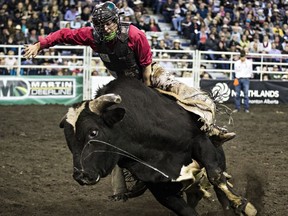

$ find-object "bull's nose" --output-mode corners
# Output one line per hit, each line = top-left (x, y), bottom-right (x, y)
(73, 168), (100, 185)
(73, 168), (85, 185)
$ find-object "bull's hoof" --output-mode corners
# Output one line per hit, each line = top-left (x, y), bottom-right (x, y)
(108, 193), (128, 202)
(244, 202), (257, 216)
(126, 181), (147, 198)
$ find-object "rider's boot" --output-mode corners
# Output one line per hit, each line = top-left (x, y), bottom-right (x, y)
(209, 125), (236, 147)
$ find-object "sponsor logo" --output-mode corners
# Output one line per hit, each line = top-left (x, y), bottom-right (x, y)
(0, 78), (29, 99)
(29, 80), (75, 97)
(212, 83), (230, 103)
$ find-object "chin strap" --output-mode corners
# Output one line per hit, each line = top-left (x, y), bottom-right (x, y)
(104, 31), (117, 41)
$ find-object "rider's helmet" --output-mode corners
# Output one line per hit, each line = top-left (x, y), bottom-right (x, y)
(92, 1), (120, 42)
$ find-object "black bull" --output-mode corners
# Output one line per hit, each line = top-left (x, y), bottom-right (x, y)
(60, 77), (257, 216)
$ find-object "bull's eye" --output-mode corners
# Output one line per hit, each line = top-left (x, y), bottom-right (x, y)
(89, 130), (98, 138)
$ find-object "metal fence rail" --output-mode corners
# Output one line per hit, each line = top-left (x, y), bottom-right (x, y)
(1, 44), (288, 95)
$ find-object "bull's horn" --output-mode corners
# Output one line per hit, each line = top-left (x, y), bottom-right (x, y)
(59, 114), (67, 128)
(89, 94), (122, 114)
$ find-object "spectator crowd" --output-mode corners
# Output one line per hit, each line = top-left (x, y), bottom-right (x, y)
(0, 0), (288, 80)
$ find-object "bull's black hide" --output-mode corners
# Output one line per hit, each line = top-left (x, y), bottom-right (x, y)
(60, 77), (256, 216)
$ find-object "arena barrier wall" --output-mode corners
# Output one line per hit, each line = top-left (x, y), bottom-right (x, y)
(201, 80), (288, 105)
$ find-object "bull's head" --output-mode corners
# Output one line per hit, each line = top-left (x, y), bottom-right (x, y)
(60, 94), (125, 185)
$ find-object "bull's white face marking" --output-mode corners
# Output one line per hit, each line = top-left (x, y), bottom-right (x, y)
(66, 102), (86, 132)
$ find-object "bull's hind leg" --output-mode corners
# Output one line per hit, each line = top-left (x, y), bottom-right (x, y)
(192, 135), (257, 216)
(146, 182), (199, 216)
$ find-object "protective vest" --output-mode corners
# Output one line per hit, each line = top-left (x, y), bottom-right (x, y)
(94, 22), (142, 79)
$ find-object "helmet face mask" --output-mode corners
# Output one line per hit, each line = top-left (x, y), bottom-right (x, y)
(92, 1), (120, 41)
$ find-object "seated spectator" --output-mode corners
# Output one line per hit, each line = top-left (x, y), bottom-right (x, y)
(20, 16), (29, 37)
(44, 22), (59, 35)
(25, 28), (38, 44)
(282, 43), (288, 63)
(239, 34), (250, 50)
(0, 4), (9, 26)
(249, 37), (262, 70)
(229, 35), (242, 51)
(196, 25), (209, 50)
(49, 48), (62, 64)
(269, 42), (282, 62)
(162, 0), (175, 23)
(81, 5), (92, 22)
(261, 35), (272, 53)
(185, 0), (197, 14)
(201, 71), (212, 79)
(205, 33), (218, 60)
(171, 3), (185, 32)
(180, 13), (192, 39)
(70, 15), (83, 29)
(200, 65), (212, 79)
(146, 17), (161, 32)
(176, 54), (192, 77)
(4, 50), (18, 75)
(170, 39), (184, 58)
(189, 15), (201, 46)
(262, 73), (270, 81)
(281, 68), (288, 80)
(163, 32), (173, 48)
(158, 53), (175, 74)
(64, 4), (79, 21)
(153, 0), (165, 14)
(204, 11), (213, 28)
(13, 25), (26, 45)
(155, 39), (170, 57)
(26, 11), (41, 30)
(0, 52), (9, 75)
(242, 28), (253, 42)
(220, 24), (231, 41)
(273, 35), (283, 51)
(133, 0), (146, 14)
(39, 5), (50, 23)
(270, 65), (282, 80)
(39, 28), (46, 38)
(230, 24), (242, 41)
(282, 36), (288, 50)
(215, 39), (229, 70)
(119, 0), (135, 23)
(255, 8), (266, 24)
(150, 34), (159, 49)
(68, 54), (83, 75)
(90, 59), (107, 76)
(197, 2), (208, 19)
(135, 16), (148, 32)
(50, 5), (62, 25)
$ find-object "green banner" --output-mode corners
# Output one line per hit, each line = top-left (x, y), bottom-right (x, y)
(0, 76), (83, 105)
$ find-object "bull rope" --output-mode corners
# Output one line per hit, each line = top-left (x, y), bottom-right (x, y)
(82, 139), (170, 179)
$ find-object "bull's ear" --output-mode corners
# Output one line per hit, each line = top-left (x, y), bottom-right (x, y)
(102, 108), (125, 127)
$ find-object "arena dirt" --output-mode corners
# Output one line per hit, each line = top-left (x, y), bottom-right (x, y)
(0, 104), (287, 216)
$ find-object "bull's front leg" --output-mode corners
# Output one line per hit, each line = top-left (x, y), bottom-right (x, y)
(146, 182), (199, 216)
(192, 135), (257, 216)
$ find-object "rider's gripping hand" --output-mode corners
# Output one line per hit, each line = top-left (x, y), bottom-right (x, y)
(23, 42), (41, 59)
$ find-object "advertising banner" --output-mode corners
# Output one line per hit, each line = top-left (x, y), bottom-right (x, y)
(200, 80), (288, 105)
(0, 76), (83, 105)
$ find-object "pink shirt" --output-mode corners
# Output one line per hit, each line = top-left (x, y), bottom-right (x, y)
(39, 25), (152, 67)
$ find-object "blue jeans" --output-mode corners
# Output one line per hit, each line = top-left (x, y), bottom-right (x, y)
(235, 78), (250, 111)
